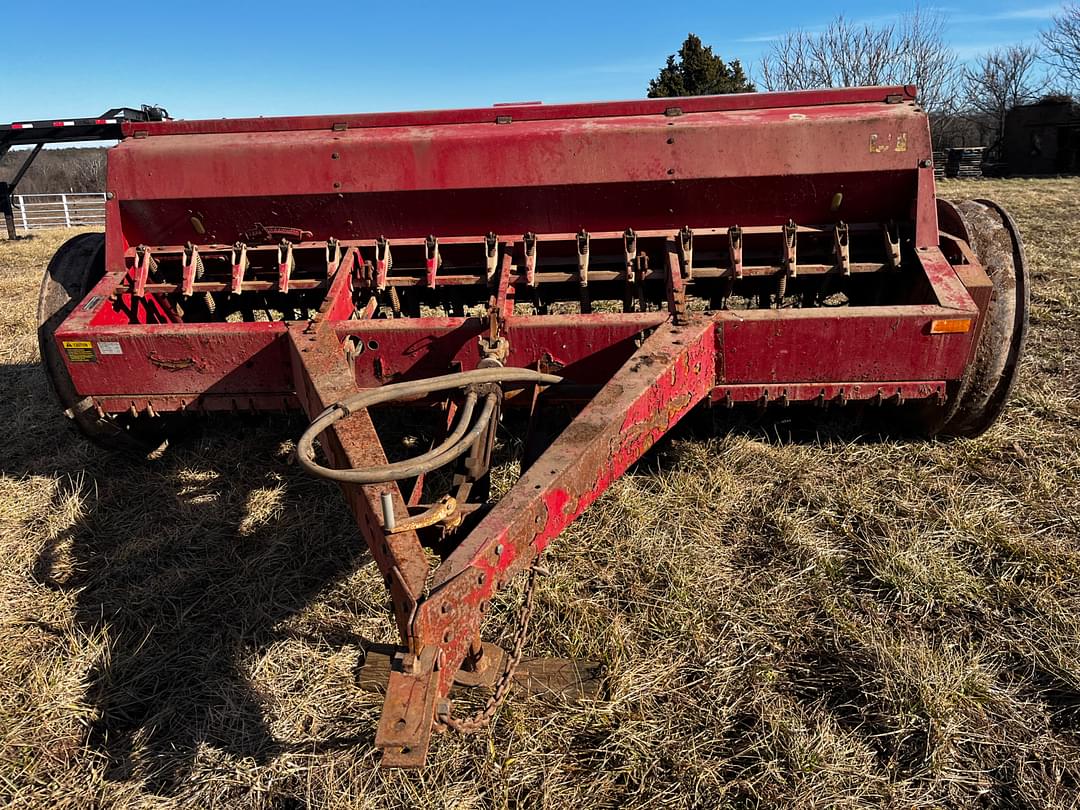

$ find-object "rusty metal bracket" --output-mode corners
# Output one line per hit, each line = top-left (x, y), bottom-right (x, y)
(375, 645), (440, 768)
(132, 245), (157, 298)
(181, 242), (202, 297)
(326, 237), (341, 276)
(485, 248), (515, 351)
(665, 238), (688, 324)
(385, 494), (461, 535)
(375, 236), (392, 290)
(884, 221), (901, 269)
(278, 239), (295, 293)
(623, 228), (637, 312)
(244, 223), (313, 244)
(679, 226), (694, 279)
(425, 235), (440, 287)
(728, 225), (743, 279)
(834, 222), (851, 276)
(576, 230), (591, 313)
(576, 230), (590, 287)
(523, 231), (537, 287)
(635, 250), (648, 311)
(230, 242), (249, 294)
(484, 232), (499, 281)
(783, 220), (798, 279)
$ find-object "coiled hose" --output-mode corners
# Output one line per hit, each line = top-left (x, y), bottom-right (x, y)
(297, 367), (562, 484)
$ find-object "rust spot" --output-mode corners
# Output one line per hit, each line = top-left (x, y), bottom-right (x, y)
(538, 353), (564, 375)
(149, 352), (200, 372)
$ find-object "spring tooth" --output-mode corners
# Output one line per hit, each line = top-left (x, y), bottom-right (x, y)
(204, 291), (216, 314)
(776, 273), (787, 308)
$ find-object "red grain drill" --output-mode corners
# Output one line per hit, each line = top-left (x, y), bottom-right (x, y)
(30, 86), (1027, 766)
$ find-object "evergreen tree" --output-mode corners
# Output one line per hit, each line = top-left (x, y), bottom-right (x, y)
(648, 34), (756, 97)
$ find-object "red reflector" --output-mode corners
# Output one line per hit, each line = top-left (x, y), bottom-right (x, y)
(52, 121), (65, 127)
(929, 318), (972, 334)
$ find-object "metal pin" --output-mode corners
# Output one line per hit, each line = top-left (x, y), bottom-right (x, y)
(381, 492), (396, 532)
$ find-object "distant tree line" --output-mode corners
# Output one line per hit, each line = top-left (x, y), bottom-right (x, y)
(650, 4), (1080, 152)
(0, 147), (107, 195)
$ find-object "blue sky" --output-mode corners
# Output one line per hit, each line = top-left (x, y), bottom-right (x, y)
(0, 1), (1064, 121)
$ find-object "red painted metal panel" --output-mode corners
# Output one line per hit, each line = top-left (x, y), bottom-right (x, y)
(66, 86), (966, 415)
(55, 325), (292, 397)
(717, 308), (974, 384)
(106, 100), (930, 251)
(55, 248), (977, 409)
(125, 86), (917, 138)
(59, 306), (972, 409)
(112, 104), (925, 198)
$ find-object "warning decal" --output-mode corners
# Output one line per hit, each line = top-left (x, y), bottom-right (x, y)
(62, 340), (95, 363)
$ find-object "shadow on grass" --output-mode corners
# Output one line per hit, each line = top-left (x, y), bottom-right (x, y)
(2, 361), (377, 793)
(3, 352), (949, 795)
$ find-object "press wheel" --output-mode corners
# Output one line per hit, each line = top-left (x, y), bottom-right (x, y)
(926, 198), (1030, 437)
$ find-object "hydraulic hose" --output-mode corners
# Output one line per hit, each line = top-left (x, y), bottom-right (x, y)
(374, 390), (479, 475)
(297, 367), (562, 484)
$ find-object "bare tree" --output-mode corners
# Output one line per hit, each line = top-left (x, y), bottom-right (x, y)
(961, 45), (1048, 145)
(1040, 3), (1080, 93)
(896, 8), (958, 120)
(759, 17), (895, 92)
(759, 7), (959, 138)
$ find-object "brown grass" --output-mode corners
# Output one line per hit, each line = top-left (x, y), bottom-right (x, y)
(0, 178), (1078, 809)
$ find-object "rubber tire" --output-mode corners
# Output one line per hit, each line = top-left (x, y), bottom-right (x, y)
(926, 199), (1030, 437)
(37, 232), (168, 453)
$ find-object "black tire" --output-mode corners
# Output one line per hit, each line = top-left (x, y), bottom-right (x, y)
(37, 232), (169, 453)
(924, 198), (1030, 438)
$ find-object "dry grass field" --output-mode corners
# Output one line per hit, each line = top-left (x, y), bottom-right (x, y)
(0, 177), (1078, 809)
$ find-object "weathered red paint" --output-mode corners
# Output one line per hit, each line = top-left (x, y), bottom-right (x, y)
(103, 87), (930, 266)
(46, 86), (1003, 768)
(533, 488), (573, 553)
(364, 320), (720, 765)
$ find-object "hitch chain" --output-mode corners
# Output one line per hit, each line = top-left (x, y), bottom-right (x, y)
(437, 564), (543, 734)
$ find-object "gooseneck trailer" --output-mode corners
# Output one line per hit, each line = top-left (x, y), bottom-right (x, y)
(36, 85), (1027, 767)
(0, 106), (168, 239)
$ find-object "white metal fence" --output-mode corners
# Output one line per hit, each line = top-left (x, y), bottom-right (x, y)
(11, 193), (106, 231)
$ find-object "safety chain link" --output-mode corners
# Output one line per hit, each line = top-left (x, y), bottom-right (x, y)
(437, 564), (542, 734)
